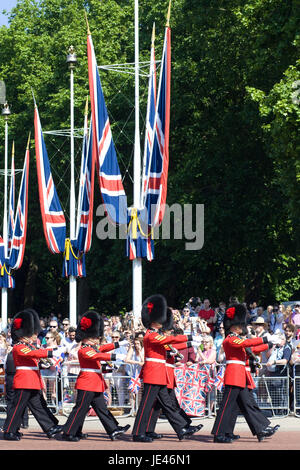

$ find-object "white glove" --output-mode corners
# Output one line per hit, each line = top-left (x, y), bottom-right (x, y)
(192, 335), (202, 343)
(118, 340), (129, 346)
(115, 353), (126, 361)
(269, 335), (281, 345)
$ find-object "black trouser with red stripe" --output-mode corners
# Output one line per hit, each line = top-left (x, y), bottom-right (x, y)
(211, 385), (269, 436)
(62, 389), (119, 436)
(227, 387), (271, 434)
(132, 383), (188, 437)
(146, 388), (192, 433)
(3, 389), (58, 434)
(5, 375), (29, 427)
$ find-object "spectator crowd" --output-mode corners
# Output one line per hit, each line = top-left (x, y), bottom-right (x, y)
(0, 297), (300, 418)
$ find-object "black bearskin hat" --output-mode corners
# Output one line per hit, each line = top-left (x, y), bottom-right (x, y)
(23, 309), (41, 336)
(161, 307), (174, 332)
(75, 310), (103, 342)
(223, 303), (247, 336)
(141, 294), (167, 329)
(11, 310), (35, 342)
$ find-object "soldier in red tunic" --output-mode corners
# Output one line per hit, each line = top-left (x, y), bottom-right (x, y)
(211, 304), (281, 443)
(60, 310), (130, 442)
(3, 309), (62, 441)
(145, 307), (203, 439)
(132, 295), (202, 442)
(225, 329), (280, 441)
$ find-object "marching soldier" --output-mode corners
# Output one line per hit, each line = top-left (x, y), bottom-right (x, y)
(2, 309), (62, 441)
(211, 304), (281, 443)
(60, 310), (130, 441)
(132, 294), (202, 442)
(145, 307), (203, 439)
(226, 333), (280, 441)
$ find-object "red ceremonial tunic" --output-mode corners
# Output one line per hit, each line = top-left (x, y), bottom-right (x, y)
(223, 333), (266, 388)
(75, 342), (116, 392)
(13, 342), (51, 390)
(141, 329), (189, 386)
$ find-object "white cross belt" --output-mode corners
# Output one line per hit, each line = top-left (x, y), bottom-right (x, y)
(16, 366), (39, 371)
(80, 368), (102, 373)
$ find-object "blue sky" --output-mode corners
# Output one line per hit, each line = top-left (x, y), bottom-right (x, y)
(0, 0), (19, 26)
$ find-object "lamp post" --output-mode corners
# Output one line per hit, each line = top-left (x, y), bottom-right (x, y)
(66, 46), (77, 327)
(132, 0), (142, 323)
(1, 100), (11, 330)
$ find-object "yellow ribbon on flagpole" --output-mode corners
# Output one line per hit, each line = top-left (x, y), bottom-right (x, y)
(127, 209), (154, 240)
(64, 238), (83, 261)
(1, 263), (12, 276)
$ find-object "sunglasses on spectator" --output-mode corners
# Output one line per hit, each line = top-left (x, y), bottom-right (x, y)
(49, 325), (57, 328)
(111, 336), (120, 339)
(45, 337), (52, 340)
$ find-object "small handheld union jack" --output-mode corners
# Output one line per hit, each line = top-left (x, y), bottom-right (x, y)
(214, 365), (225, 392)
(128, 370), (141, 395)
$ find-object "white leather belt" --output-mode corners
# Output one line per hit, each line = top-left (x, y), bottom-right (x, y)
(226, 360), (245, 365)
(166, 363), (175, 368)
(16, 366), (39, 371)
(145, 358), (166, 364)
(80, 368), (102, 373)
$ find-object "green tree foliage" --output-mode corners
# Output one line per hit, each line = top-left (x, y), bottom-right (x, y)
(0, 0), (298, 317)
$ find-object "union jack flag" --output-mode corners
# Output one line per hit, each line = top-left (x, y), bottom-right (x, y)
(143, 22), (171, 228)
(7, 148), (15, 255)
(128, 369), (141, 394)
(52, 354), (64, 374)
(62, 110), (94, 278)
(141, 24), (157, 207)
(34, 102), (66, 254)
(126, 221), (154, 262)
(126, 27), (157, 262)
(174, 364), (216, 417)
(214, 365), (225, 391)
(127, 22), (171, 261)
(87, 32), (127, 225)
(8, 140), (30, 271)
(75, 114), (95, 254)
(0, 236), (14, 288)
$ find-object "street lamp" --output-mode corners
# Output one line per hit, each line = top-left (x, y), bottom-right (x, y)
(1, 100), (11, 330)
(66, 46), (77, 327)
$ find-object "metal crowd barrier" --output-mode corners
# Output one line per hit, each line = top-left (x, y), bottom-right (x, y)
(0, 362), (298, 420)
(293, 365), (300, 417)
(60, 362), (134, 419)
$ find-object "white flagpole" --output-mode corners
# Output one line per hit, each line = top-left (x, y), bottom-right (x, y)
(132, 0), (142, 323)
(1, 101), (11, 331)
(67, 46), (77, 327)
